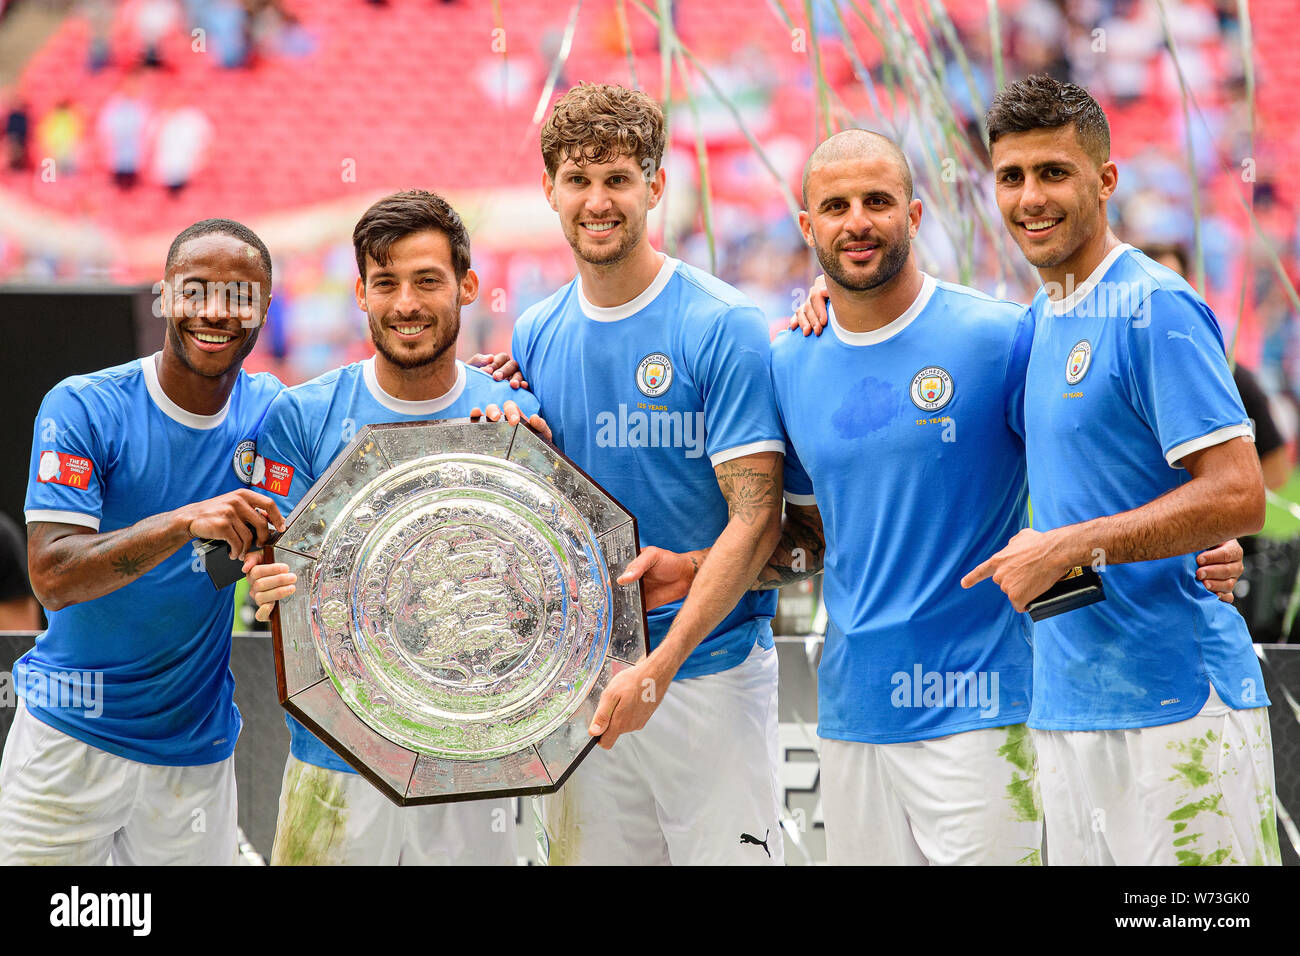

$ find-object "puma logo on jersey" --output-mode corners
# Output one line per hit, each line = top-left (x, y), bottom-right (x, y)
(1166, 329), (1194, 342)
(739, 830), (771, 857)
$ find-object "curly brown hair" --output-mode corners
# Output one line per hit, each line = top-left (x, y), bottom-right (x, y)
(540, 83), (666, 179)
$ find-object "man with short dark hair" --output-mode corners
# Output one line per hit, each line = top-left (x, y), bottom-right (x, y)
(247, 190), (538, 865)
(966, 74), (1279, 865)
(0, 218), (285, 865)
(762, 129), (1044, 864)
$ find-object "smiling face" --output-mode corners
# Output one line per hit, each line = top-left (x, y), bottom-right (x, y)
(356, 229), (477, 371)
(544, 153), (664, 268)
(991, 123), (1117, 275)
(162, 234), (269, 378)
(799, 154), (920, 293)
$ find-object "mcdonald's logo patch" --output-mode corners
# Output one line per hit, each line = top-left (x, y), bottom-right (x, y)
(253, 456), (294, 496)
(37, 450), (94, 490)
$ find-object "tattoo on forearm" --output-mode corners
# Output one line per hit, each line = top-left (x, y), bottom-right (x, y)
(755, 507), (826, 590)
(716, 463), (779, 526)
(111, 552), (147, 578)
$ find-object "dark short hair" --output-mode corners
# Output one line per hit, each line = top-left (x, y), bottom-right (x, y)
(166, 218), (272, 285)
(352, 189), (471, 281)
(986, 74), (1111, 165)
(540, 83), (666, 179)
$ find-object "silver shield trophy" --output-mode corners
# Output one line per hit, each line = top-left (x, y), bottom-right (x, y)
(270, 419), (649, 805)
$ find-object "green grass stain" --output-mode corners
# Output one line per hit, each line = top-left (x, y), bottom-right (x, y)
(1173, 822), (1188, 833)
(1016, 848), (1041, 866)
(1166, 794), (1223, 822)
(998, 724), (1034, 774)
(1167, 735), (1214, 788)
(1176, 847), (1232, 866)
(1258, 786), (1281, 864)
(999, 724), (1042, 823)
(271, 761), (350, 866)
(1173, 834), (1201, 847)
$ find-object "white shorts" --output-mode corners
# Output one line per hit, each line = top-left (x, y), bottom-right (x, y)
(1033, 686), (1281, 866)
(820, 724), (1044, 865)
(541, 642), (784, 865)
(269, 754), (517, 865)
(0, 700), (237, 865)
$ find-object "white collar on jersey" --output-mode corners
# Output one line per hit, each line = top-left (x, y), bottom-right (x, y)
(828, 272), (937, 347)
(577, 253), (679, 322)
(362, 357), (466, 414)
(142, 351), (233, 430)
(1045, 242), (1134, 316)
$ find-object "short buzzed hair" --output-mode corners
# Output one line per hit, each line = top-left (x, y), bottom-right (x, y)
(166, 218), (272, 285)
(802, 130), (914, 208)
(986, 74), (1111, 165)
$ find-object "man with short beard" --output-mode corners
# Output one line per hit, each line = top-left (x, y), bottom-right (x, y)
(0, 219), (286, 864)
(511, 83), (787, 865)
(246, 190), (539, 865)
(966, 74), (1278, 865)
(730, 130), (1245, 864)
(642, 130), (1043, 864)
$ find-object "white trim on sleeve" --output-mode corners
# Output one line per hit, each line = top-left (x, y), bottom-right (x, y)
(25, 509), (100, 531)
(1165, 423), (1255, 468)
(784, 491), (816, 506)
(709, 439), (787, 468)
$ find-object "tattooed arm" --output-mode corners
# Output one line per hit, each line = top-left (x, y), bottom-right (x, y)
(617, 497), (823, 606)
(28, 489), (285, 612)
(588, 451), (783, 748)
(752, 501), (825, 590)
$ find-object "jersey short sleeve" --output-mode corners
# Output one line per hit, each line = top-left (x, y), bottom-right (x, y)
(692, 306), (786, 467)
(1125, 289), (1253, 467)
(252, 391), (317, 513)
(25, 383), (109, 530)
(1003, 307), (1034, 442)
(507, 383), (541, 419)
(511, 304), (543, 407)
(771, 343), (814, 505)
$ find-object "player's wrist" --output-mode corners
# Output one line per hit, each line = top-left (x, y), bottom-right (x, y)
(159, 505), (197, 546)
(1044, 525), (1085, 573)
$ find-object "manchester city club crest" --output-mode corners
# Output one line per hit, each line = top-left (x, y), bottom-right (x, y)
(636, 352), (673, 397)
(910, 366), (954, 412)
(1065, 339), (1092, 385)
(232, 439), (257, 483)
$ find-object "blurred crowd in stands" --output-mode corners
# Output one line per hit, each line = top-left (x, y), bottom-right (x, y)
(0, 0), (1295, 455)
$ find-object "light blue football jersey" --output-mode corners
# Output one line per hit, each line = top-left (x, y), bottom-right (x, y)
(253, 358), (540, 772)
(512, 255), (786, 679)
(771, 275), (1035, 743)
(1023, 243), (1267, 729)
(19, 354), (282, 765)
